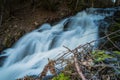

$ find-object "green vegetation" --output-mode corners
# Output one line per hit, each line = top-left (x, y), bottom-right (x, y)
(114, 51), (120, 55)
(52, 73), (70, 80)
(92, 50), (113, 62)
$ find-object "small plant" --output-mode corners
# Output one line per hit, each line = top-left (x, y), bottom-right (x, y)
(114, 51), (120, 55)
(52, 73), (70, 80)
(92, 50), (113, 62)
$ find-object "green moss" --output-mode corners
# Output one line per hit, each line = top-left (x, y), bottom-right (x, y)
(113, 51), (120, 58)
(92, 50), (113, 62)
(52, 73), (70, 80)
(114, 51), (120, 55)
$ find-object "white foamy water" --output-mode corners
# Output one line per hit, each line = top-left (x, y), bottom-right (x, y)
(0, 8), (117, 80)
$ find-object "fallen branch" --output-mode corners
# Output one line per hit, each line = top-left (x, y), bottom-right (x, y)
(63, 46), (86, 80)
(74, 54), (86, 80)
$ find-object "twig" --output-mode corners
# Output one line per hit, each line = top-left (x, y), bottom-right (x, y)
(93, 64), (120, 69)
(91, 66), (106, 79)
(55, 51), (72, 61)
(74, 54), (86, 80)
(106, 34), (120, 50)
(39, 60), (56, 79)
(63, 46), (72, 52)
(99, 40), (108, 49)
(63, 46), (86, 80)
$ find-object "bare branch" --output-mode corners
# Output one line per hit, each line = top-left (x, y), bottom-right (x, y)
(62, 46), (87, 80)
(74, 54), (86, 80)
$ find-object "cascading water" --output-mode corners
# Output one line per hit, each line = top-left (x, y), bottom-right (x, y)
(0, 7), (119, 80)
(112, 0), (116, 3)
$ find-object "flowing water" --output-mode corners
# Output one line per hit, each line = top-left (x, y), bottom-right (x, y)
(0, 7), (119, 80)
(112, 0), (116, 3)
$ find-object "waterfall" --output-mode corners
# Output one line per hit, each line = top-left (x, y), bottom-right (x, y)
(112, 0), (116, 3)
(0, 8), (118, 80)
